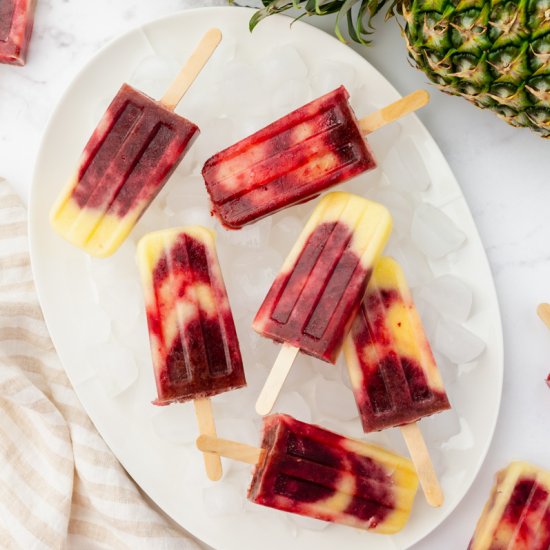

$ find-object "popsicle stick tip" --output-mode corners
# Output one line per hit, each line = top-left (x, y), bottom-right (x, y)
(400, 422), (444, 508)
(206, 27), (223, 43)
(537, 303), (550, 329)
(160, 27), (223, 109)
(359, 89), (430, 135)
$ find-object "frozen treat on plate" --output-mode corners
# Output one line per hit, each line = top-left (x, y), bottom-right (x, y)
(138, 225), (245, 480)
(197, 414), (419, 533)
(344, 257), (450, 507)
(253, 191), (392, 415)
(50, 28), (221, 257)
(202, 87), (428, 228)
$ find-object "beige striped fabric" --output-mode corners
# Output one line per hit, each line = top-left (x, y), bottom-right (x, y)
(0, 180), (203, 549)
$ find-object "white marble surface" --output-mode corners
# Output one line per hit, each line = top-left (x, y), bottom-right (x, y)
(1, 1), (550, 549)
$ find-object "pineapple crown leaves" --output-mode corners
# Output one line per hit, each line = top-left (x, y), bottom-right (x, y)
(248, 0), (400, 44)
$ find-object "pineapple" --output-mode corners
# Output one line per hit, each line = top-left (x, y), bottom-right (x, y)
(250, 0), (550, 138)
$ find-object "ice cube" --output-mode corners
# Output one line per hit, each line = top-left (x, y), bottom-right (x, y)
(129, 55), (180, 99)
(367, 188), (414, 237)
(259, 45), (308, 84)
(270, 215), (303, 251)
(236, 114), (273, 140)
(411, 294), (440, 342)
(314, 379), (358, 421)
(271, 79), (311, 119)
(192, 117), (237, 165)
(350, 86), (378, 116)
(221, 217), (272, 249)
(287, 514), (329, 531)
(389, 137), (431, 192)
(389, 238), (433, 288)
(173, 207), (217, 229)
(164, 175), (207, 216)
(228, 248), (283, 310)
(422, 409), (461, 446)
(434, 320), (485, 364)
(98, 278), (142, 329)
(74, 308), (112, 348)
(441, 417), (474, 451)
(94, 342), (138, 397)
(418, 275), (473, 322)
(203, 483), (244, 517)
(311, 60), (356, 96)
(273, 391), (312, 423)
(151, 404), (197, 444)
(220, 60), (265, 116)
(433, 351), (458, 386)
(285, 360), (314, 391)
(367, 122), (402, 161)
(411, 204), (466, 259)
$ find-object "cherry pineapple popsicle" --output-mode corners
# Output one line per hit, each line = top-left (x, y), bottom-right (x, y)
(50, 29), (222, 258)
(254, 192), (392, 415)
(469, 461), (550, 549)
(138, 226), (245, 480)
(203, 87), (429, 228)
(0, 0), (36, 65)
(344, 257), (451, 506)
(198, 414), (419, 532)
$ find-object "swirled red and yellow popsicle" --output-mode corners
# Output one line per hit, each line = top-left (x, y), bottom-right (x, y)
(469, 461), (550, 550)
(253, 192), (392, 415)
(50, 29), (222, 257)
(344, 257), (450, 507)
(198, 414), (419, 533)
(344, 257), (450, 432)
(137, 226), (245, 480)
(202, 88), (429, 228)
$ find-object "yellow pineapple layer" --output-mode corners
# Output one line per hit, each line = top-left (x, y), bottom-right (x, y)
(281, 191), (392, 274)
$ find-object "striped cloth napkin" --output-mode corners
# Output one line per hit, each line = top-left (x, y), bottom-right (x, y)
(0, 180), (203, 549)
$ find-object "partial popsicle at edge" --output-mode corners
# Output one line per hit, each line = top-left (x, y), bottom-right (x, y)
(254, 192), (392, 416)
(50, 29), (222, 258)
(344, 256), (450, 507)
(202, 87), (428, 229)
(469, 461), (550, 549)
(197, 414), (419, 533)
(137, 225), (246, 480)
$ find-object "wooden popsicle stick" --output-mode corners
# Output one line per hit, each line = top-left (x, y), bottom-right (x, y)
(255, 343), (300, 416)
(358, 90), (430, 135)
(537, 303), (550, 329)
(160, 28), (222, 111)
(197, 435), (265, 465)
(400, 422), (444, 507)
(194, 398), (223, 481)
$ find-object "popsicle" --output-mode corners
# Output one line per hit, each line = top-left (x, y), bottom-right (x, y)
(137, 226), (246, 480)
(253, 192), (392, 415)
(0, 0), (36, 66)
(197, 414), (419, 533)
(344, 257), (450, 507)
(202, 87), (429, 229)
(469, 461), (550, 549)
(50, 28), (222, 258)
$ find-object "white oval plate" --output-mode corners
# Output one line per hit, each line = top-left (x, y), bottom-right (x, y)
(29, 7), (503, 550)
